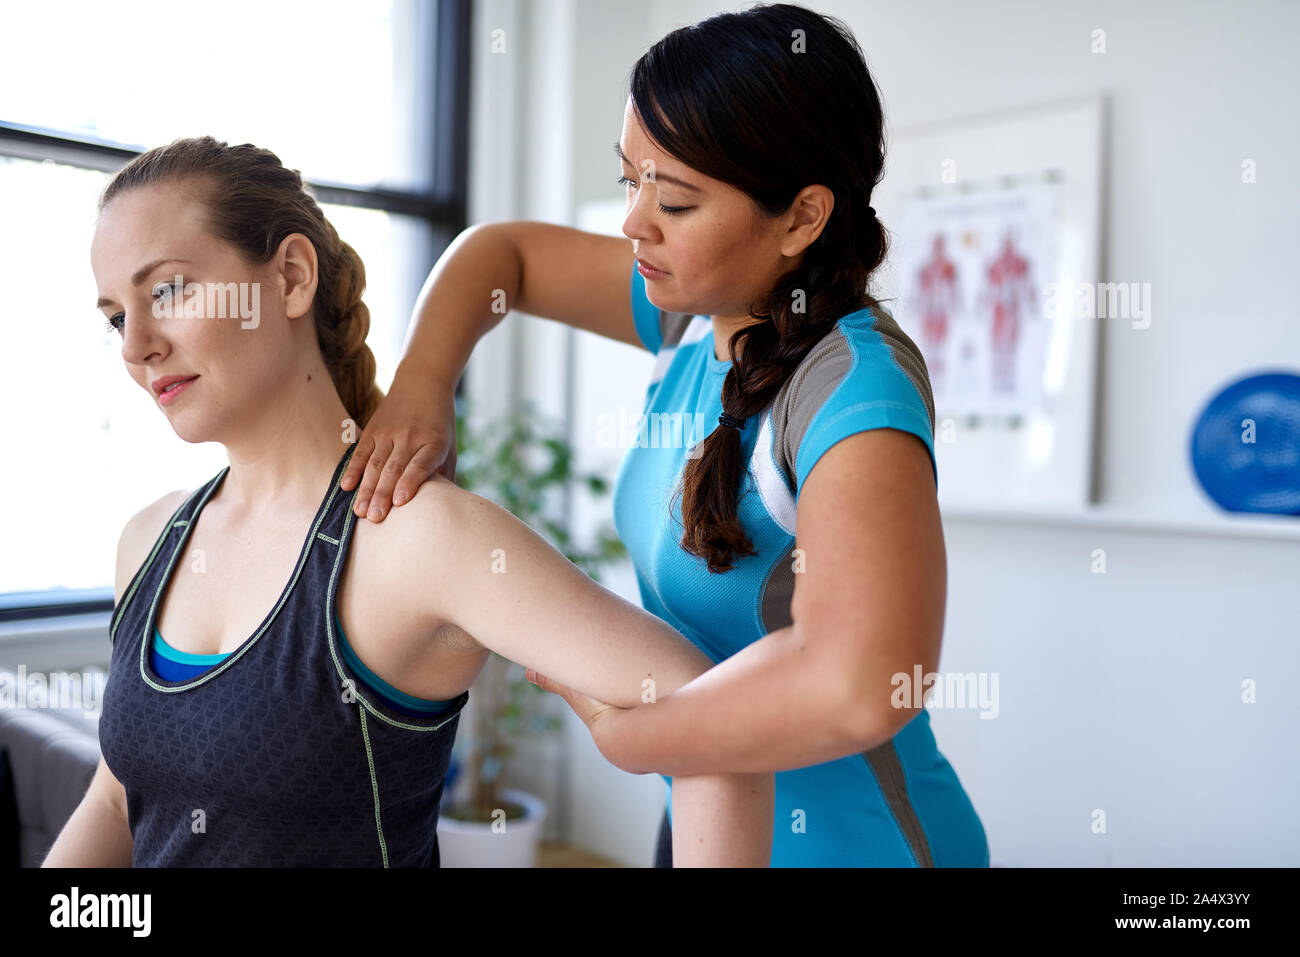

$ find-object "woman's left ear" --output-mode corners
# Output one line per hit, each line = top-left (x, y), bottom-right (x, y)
(784, 184), (834, 257)
(277, 233), (319, 320)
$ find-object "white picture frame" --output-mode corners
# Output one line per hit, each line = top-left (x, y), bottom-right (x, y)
(877, 95), (1105, 510)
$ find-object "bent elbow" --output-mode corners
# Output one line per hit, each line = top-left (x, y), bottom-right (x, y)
(838, 666), (914, 752)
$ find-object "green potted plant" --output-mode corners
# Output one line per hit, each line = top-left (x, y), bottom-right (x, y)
(435, 397), (627, 867)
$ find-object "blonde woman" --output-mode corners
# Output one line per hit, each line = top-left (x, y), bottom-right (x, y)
(41, 136), (771, 868)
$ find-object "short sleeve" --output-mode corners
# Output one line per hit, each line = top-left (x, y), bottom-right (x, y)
(629, 261), (663, 353)
(785, 321), (939, 496)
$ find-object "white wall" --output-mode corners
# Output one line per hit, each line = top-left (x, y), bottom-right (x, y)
(475, 0), (1300, 866)
(464, 0), (672, 865)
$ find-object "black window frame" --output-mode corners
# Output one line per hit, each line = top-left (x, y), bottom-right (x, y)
(0, 0), (471, 624)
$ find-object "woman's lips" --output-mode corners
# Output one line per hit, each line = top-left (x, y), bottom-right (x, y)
(158, 376), (198, 406)
(636, 259), (669, 280)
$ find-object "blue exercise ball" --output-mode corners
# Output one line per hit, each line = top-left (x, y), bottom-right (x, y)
(1189, 371), (1300, 514)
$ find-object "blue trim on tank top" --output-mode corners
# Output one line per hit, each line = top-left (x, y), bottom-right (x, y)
(151, 612), (459, 716)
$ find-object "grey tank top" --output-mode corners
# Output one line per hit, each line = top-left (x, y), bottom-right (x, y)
(98, 441), (468, 866)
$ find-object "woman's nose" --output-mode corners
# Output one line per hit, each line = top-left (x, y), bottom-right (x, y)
(120, 309), (163, 365)
(622, 191), (659, 241)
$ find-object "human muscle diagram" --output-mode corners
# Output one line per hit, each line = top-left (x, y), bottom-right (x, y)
(893, 176), (1064, 427)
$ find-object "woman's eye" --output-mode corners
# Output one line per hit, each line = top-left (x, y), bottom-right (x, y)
(616, 175), (689, 216)
(103, 281), (180, 333)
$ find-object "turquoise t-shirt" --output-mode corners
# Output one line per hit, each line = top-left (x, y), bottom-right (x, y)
(612, 263), (988, 867)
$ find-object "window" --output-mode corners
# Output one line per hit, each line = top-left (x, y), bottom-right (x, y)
(0, 0), (470, 620)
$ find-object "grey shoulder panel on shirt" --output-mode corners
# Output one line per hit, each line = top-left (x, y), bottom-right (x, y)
(869, 304), (935, 431)
(768, 303), (934, 493)
(760, 549), (796, 634)
(658, 308), (698, 350)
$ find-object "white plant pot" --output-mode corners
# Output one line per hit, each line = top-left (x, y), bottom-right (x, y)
(436, 788), (548, 867)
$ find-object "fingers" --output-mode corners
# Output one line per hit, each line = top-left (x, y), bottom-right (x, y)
(359, 437), (453, 521)
(362, 440), (410, 521)
(338, 432), (376, 492)
(526, 669), (555, 695)
(352, 436), (394, 518)
(391, 445), (443, 507)
(438, 443), (458, 486)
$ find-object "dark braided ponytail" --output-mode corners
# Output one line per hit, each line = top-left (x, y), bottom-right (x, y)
(633, 3), (890, 572)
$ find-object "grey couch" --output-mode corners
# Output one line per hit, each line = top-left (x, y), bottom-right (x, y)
(0, 668), (100, 867)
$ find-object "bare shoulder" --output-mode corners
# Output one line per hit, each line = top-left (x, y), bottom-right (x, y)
(345, 472), (561, 651)
(114, 487), (195, 604)
(360, 472), (477, 544)
(342, 473), (479, 630)
(351, 472), (530, 586)
(370, 471), (530, 542)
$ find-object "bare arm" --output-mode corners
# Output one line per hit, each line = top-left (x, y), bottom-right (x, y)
(420, 477), (705, 706)
(340, 221), (643, 519)
(396, 220), (643, 386)
(581, 430), (946, 778)
(401, 476), (773, 865)
(42, 757), (133, 867)
(40, 493), (185, 867)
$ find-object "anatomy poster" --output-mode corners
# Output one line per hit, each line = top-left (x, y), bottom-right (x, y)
(882, 96), (1102, 510)
(891, 175), (1066, 430)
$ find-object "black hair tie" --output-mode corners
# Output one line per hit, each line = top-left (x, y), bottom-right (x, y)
(718, 411), (747, 431)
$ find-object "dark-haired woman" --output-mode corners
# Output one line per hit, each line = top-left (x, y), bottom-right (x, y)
(340, 2), (989, 867)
